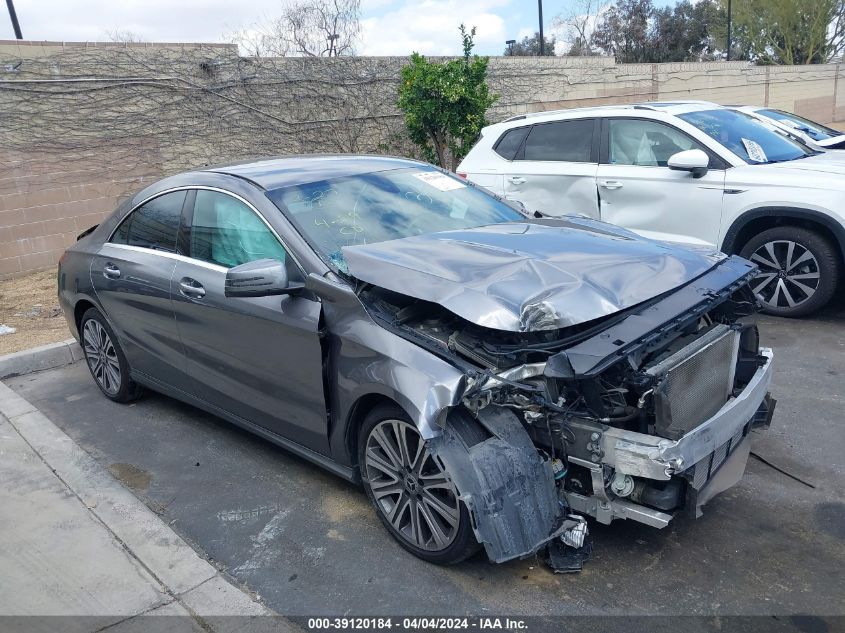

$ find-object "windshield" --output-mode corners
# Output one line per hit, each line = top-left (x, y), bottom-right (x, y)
(266, 167), (524, 272)
(678, 108), (816, 164)
(759, 108), (842, 142)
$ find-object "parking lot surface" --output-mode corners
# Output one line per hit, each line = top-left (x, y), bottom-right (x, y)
(5, 306), (844, 617)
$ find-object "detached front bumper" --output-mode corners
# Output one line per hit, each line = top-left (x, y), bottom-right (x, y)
(564, 348), (774, 528)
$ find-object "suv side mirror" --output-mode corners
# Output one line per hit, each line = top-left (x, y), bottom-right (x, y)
(224, 258), (303, 298)
(668, 149), (710, 178)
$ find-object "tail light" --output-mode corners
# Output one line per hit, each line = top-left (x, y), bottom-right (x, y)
(456, 172), (467, 179)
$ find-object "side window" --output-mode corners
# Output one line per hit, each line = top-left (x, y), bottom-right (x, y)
(494, 126), (530, 160)
(522, 119), (595, 162)
(111, 191), (186, 252)
(609, 119), (703, 167)
(190, 190), (287, 268)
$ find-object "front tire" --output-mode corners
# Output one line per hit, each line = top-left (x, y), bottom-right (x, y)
(358, 404), (479, 565)
(739, 226), (840, 317)
(80, 307), (142, 403)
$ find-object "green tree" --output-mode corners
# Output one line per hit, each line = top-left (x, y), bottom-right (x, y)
(592, 0), (654, 62)
(397, 25), (497, 170)
(503, 31), (557, 56)
(592, 0), (723, 63)
(721, 0), (845, 64)
(653, 0), (722, 62)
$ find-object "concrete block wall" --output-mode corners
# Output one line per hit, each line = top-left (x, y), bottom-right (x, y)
(0, 148), (163, 277)
(1, 39), (844, 278)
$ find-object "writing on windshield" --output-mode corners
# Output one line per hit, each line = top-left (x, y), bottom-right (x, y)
(266, 168), (524, 272)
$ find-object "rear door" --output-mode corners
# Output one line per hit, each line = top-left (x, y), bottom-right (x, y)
(91, 190), (189, 385)
(596, 117), (726, 246)
(170, 188), (330, 454)
(502, 118), (600, 218)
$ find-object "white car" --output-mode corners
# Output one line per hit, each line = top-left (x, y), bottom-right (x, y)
(458, 102), (845, 317)
(733, 105), (845, 151)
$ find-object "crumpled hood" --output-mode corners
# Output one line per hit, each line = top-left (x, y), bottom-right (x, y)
(342, 218), (726, 332)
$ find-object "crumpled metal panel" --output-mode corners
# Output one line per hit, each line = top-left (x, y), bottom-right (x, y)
(343, 217), (725, 332)
(428, 407), (561, 563)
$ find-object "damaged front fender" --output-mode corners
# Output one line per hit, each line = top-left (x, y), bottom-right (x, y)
(428, 406), (562, 563)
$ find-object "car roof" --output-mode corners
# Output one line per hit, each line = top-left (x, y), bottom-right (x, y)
(203, 155), (428, 190)
(492, 100), (726, 131)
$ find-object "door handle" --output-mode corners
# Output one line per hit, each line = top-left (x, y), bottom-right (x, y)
(178, 278), (206, 299)
(103, 263), (121, 279)
(508, 176), (526, 185)
(599, 180), (624, 190)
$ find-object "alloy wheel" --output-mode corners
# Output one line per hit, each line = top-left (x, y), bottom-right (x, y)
(749, 240), (821, 310)
(82, 319), (121, 396)
(364, 419), (461, 552)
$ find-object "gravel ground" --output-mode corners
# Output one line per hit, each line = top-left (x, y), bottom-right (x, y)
(0, 269), (70, 355)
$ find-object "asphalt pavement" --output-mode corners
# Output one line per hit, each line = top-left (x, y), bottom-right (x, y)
(4, 304), (844, 619)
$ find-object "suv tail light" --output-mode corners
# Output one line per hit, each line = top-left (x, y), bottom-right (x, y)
(456, 172), (467, 179)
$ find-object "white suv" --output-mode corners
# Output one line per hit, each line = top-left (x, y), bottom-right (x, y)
(458, 102), (845, 317)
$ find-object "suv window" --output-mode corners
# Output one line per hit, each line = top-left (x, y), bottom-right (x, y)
(494, 127), (530, 160)
(609, 119), (703, 167)
(111, 190), (186, 252)
(523, 119), (594, 162)
(190, 190), (287, 268)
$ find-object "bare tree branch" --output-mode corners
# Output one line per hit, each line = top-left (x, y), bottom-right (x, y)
(229, 0), (360, 58)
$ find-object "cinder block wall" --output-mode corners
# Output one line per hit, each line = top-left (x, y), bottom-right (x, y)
(0, 148), (163, 277)
(1, 39), (844, 278)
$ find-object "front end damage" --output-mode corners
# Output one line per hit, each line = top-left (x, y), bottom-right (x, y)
(355, 254), (774, 568)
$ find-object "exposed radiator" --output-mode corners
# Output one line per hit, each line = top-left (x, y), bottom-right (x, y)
(646, 324), (741, 440)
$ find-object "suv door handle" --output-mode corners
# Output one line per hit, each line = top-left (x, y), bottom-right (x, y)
(599, 180), (624, 190)
(178, 278), (206, 299)
(508, 176), (526, 185)
(103, 263), (121, 279)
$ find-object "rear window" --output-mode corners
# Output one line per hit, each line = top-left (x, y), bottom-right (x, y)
(494, 127), (530, 160)
(523, 119), (594, 162)
(111, 191), (186, 252)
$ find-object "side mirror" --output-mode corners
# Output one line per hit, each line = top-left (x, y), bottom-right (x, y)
(668, 149), (710, 178)
(224, 258), (302, 298)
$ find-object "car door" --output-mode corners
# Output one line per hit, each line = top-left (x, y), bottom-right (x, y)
(91, 190), (189, 385)
(596, 117), (726, 246)
(170, 188), (329, 454)
(501, 118), (600, 218)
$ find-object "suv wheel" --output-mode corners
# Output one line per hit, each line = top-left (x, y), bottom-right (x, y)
(359, 404), (479, 565)
(80, 307), (142, 402)
(740, 227), (840, 317)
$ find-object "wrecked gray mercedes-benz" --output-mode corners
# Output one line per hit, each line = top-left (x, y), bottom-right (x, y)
(60, 156), (774, 570)
(339, 217), (774, 570)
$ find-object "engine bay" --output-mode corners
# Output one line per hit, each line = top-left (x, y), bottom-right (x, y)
(356, 266), (774, 567)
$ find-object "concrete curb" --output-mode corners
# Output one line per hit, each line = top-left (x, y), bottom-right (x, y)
(0, 380), (286, 625)
(0, 338), (82, 379)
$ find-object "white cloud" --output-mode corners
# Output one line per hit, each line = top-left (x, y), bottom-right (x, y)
(5, 0), (525, 57)
(359, 0), (513, 56)
(7, 0), (281, 43)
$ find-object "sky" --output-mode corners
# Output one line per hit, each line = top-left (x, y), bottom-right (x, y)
(2, 0), (679, 56)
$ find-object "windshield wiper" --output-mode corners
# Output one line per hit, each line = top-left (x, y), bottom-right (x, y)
(763, 156), (809, 164)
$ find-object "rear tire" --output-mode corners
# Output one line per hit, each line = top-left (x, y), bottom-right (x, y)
(358, 404), (480, 565)
(739, 226), (840, 317)
(80, 307), (142, 403)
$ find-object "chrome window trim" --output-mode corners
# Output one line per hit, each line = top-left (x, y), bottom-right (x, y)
(107, 185), (307, 276)
(104, 243), (228, 273)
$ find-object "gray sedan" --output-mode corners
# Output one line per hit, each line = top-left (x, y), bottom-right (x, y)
(58, 155), (775, 567)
